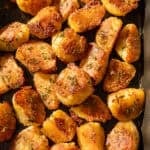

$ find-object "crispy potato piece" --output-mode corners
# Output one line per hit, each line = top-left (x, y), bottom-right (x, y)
(12, 86), (46, 126)
(103, 59), (136, 93)
(0, 102), (16, 142)
(107, 88), (145, 121)
(52, 28), (87, 63)
(106, 121), (139, 150)
(16, 0), (52, 16)
(115, 24), (141, 63)
(77, 122), (105, 150)
(70, 95), (111, 123)
(42, 110), (76, 143)
(56, 63), (94, 106)
(0, 22), (29, 51)
(16, 41), (56, 73)
(80, 43), (109, 85)
(0, 55), (24, 95)
(68, 2), (105, 32)
(33, 72), (60, 110)
(101, 0), (138, 16)
(10, 126), (49, 150)
(27, 6), (62, 39)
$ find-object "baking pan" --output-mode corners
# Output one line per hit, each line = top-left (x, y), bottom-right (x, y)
(0, 0), (146, 149)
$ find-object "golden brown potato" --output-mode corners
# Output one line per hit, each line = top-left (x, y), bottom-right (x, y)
(55, 63), (94, 106)
(80, 43), (109, 85)
(0, 102), (16, 142)
(103, 59), (136, 93)
(27, 6), (62, 39)
(68, 2), (105, 32)
(33, 72), (60, 110)
(115, 24), (141, 63)
(52, 28), (87, 63)
(16, 0), (52, 16)
(77, 122), (105, 150)
(107, 88), (145, 121)
(106, 121), (139, 150)
(101, 0), (138, 16)
(0, 22), (29, 51)
(96, 17), (123, 54)
(0, 55), (24, 95)
(16, 41), (56, 73)
(42, 110), (76, 143)
(12, 86), (46, 126)
(70, 95), (111, 123)
(10, 126), (49, 150)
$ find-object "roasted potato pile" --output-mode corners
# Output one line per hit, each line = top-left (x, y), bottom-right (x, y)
(0, 1), (144, 150)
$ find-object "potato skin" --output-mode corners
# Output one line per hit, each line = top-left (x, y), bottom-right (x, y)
(106, 121), (139, 150)
(0, 22), (29, 51)
(27, 6), (62, 39)
(55, 63), (94, 106)
(16, 0), (52, 16)
(115, 24), (141, 63)
(0, 102), (16, 142)
(42, 110), (76, 143)
(103, 59), (136, 93)
(52, 28), (87, 63)
(107, 88), (145, 121)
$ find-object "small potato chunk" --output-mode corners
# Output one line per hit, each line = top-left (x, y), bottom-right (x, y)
(10, 126), (49, 150)
(16, 0), (52, 16)
(51, 142), (79, 150)
(68, 2), (105, 32)
(16, 41), (56, 73)
(80, 43), (109, 85)
(101, 0), (138, 16)
(52, 28), (87, 63)
(56, 63), (94, 106)
(42, 110), (76, 143)
(77, 122), (105, 150)
(115, 24), (141, 63)
(12, 86), (46, 126)
(107, 88), (145, 121)
(106, 121), (139, 150)
(33, 72), (60, 110)
(70, 95), (111, 123)
(103, 59), (136, 93)
(0, 22), (29, 51)
(27, 6), (62, 39)
(0, 55), (24, 95)
(0, 102), (16, 142)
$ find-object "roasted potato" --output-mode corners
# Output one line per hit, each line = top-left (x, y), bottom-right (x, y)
(42, 110), (76, 143)
(33, 72), (60, 110)
(16, 0), (52, 16)
(106, 121), (139, 150)
(77, 122), (105, 150)
(27, 6), (62, 39)
(101, 0), (138, 16)
(96, 17), (122, 54)
(107, 88), (145, 121)
(115, 24), (141, 63)
(52, 28), (87, 63)
(68, 2), (105, 32)
(0, 55), (24, 95)
(16, 41), (56, 73)
(70, 95), (111, 123)
(10, 126), (49, 150)
(103, 59), (136, 93)
(0, 22), (29, 51)
(55, 63), (94, 106)
(12, 86), (46, 126)
(0, 102), (16, 142)
(80, 43), (109, 85)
